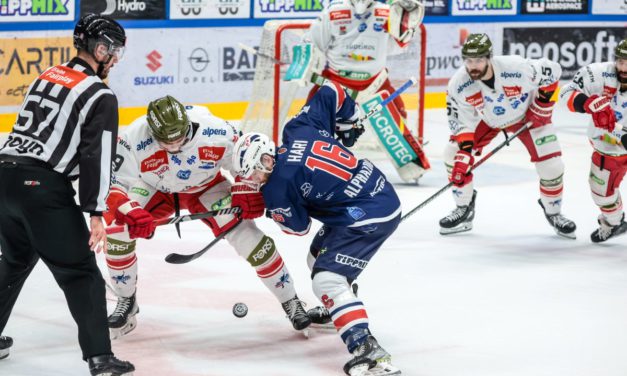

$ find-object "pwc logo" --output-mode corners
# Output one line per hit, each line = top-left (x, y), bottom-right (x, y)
(146, 50), (162, 72)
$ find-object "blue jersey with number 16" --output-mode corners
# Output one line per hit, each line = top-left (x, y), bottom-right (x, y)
(261, 83), (401, 235)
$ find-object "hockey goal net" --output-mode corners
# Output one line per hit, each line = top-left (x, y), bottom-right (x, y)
(240, 19), (427, 151)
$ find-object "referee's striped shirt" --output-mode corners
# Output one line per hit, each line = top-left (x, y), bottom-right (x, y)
(0, 57), (119, 216)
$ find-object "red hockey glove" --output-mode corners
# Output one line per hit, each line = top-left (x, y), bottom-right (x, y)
(525, 97), (555, 128)
(584, 95), (616, 132)
(114, 200), (156, 239)
(450, 150), (474, 187)
(231, 177), (265, 220)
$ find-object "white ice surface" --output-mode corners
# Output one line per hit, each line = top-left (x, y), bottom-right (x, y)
(1, 108), (626, 376)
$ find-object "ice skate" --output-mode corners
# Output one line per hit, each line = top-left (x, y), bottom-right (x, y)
(108, 293), (139, 340)
(307, 306), (334, 330)
(538, 199), (576, 239)
(440, 190), (477, 235)
(88, 354), (135, 376)
(0, 336), (13, 360)
(282, 295), (312, 337)
(343, 335), (401, 376)
(591, 214), (627, 243)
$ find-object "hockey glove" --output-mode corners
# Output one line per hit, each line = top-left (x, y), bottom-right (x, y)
(584, 95), (616, 132)
(525, 97), (555, 128)
(450, 150), (474, 187)
(231, 177), (265, 220)
(115, 201), (156, 239)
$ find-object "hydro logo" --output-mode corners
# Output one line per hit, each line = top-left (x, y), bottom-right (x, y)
(101, 0), (146, 14)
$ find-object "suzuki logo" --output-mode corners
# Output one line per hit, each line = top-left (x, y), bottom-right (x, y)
(146, 50), (162, 72)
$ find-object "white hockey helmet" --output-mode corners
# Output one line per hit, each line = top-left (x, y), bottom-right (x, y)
(232, 132), (276, 179)
(351, 0), (374, 15)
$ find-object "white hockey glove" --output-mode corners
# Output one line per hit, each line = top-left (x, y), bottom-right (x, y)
(388, 0), (425, 44)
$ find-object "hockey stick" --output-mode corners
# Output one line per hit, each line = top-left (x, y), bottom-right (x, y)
(400, 122), (532, 222)
(165, 220), (243, 264)
(358, 77), (417, 125)
(238, 43), (289, 65)
(105, 207), (242, 235)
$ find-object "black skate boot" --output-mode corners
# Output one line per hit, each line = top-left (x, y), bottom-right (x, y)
(439, 190), (477, 235)
(307, 306), (334, 329)
(0, 336), (13, 360)
(538, 199), (576, 239)
(88, 354), (135, 376)
(282, 295), (312, 332)
(108, 293), (139, 340)
(591, 214), (627, 243)
(343, 335), (401, 376)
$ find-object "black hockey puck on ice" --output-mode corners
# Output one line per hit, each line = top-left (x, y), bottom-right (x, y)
(232, 302), (248, 318)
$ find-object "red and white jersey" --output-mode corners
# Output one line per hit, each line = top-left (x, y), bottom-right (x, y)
(306, 0), (401, 82)
(111, 105), (238, 196)
(560, 62), (627, 157)
(447, 55), (561, 135)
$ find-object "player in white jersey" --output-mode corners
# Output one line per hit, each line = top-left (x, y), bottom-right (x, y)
(559, 38), (627, 242)
(304, 0), (429, 182)
(103, 96), (312, 338)
(442, 33), (576, 238)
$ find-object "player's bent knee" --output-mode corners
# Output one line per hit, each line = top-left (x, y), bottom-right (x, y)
(226, 220), (266, 258)
(312, 271), (351, 303)
(535, 156), (564, 180)
(591, 190), (619, 207)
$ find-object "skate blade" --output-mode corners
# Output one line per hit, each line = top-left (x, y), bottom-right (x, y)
(439, 222), (473, 235)
(93, 372), (134, 376)
(310, 322), (335, 330)
(301, 328), (310, 339)
(555, 229), (576, 239)
(348, 363), (371, 376)
(367, 362), (402, 376)
(0, 348), (9, 360)
(109, 316), (137, 340)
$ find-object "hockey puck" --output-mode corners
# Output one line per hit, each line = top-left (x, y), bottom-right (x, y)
(232, 302), (248, 318)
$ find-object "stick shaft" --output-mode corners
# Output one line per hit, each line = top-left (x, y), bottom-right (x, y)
(401, 122), (531, 222)
(106, 207), (241, 235)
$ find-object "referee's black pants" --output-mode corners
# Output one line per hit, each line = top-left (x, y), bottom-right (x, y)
(0, 160), (112, 359)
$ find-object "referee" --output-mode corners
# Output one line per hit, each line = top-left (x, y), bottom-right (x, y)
(0, 14), (134, 376)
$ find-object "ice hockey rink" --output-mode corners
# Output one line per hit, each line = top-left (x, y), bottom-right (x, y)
(1, 106), (627, 376)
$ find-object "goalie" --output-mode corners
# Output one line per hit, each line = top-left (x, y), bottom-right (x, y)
(300, 0), (429, 183)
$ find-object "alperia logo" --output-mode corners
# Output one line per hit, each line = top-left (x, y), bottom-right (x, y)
(535, 135), (557, 146)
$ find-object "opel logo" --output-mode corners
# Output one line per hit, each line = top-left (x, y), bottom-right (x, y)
(188, 48), (209, 72)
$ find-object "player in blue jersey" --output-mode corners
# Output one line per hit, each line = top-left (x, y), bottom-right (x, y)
(231, 82), (402, 376)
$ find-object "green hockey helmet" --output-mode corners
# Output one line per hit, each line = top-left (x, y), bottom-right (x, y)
(615, 38), (627, 60)
(146, 95), (190, 143)
(462, 33), (493, 59)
